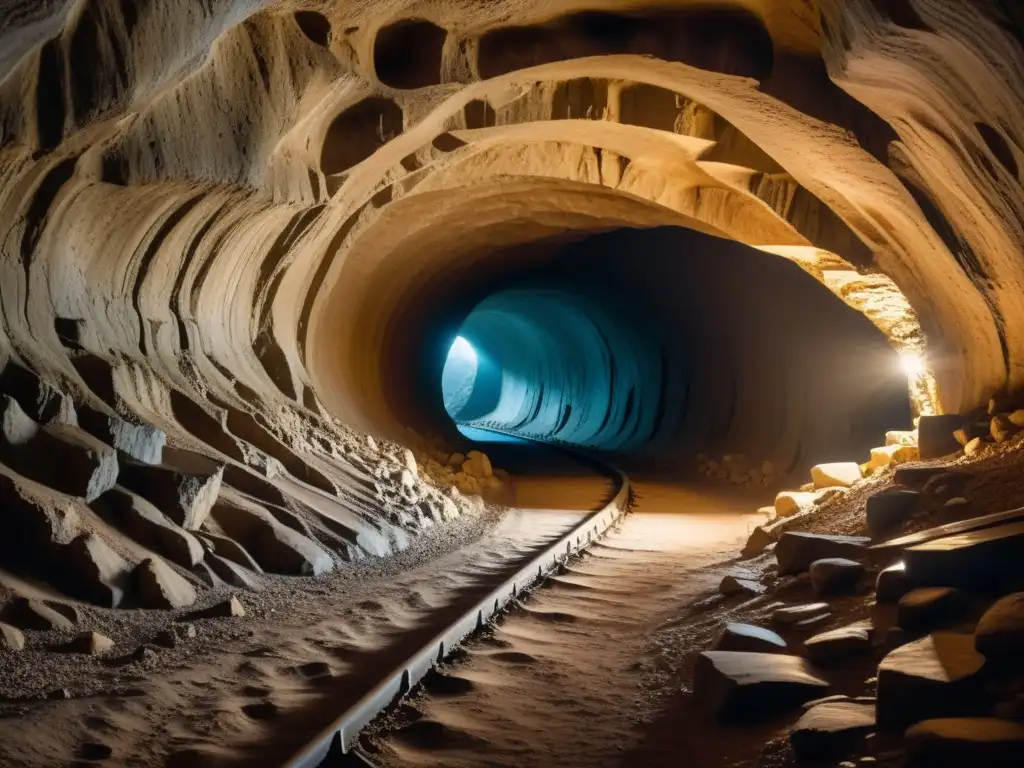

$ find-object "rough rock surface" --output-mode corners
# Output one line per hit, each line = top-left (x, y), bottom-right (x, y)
(694, 651), (828, 719)
(866, 489), (919, 538)
(803, 623), (872, 665)
(133, 558), (198, 610)
(789, 701), (875, 760)
(809, 558), (865, 595)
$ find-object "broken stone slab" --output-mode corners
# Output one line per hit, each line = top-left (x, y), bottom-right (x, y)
(773, 603), (831, 625)
(810, 558), (865, 595)
(904, 520), (1024, 593)
(133, 558), (197, 609)
(877, 561), (914, 603)
(184, 596), (245, 620)
(974, 593), (1024, 667)
(789, 700), (876, 760)
(719, 575), (765, 597)
(811, 462), (862, 489)
(874, 507), (1024, 553)
(205, 555), (261, 590)
(877, 632), (988, 728)
(0, 363), (74, 425)
(713, 623), (788, 654)
(119, 457), (224, 530)
(693, 651), (829, 719)
(918, 415), (966, 459)
(804, 622), (872, 665)
(77, 406), (164, 465)
(898, 587), (968, 633)
(0, 597), (74, 631)
(775, 491), (820, 518)
(56, 631), (114, 655)
(776, 532), (870, 575)
(58, 533), (131, 608)
(91, 486), (205, 568)
(905, 717), (1024, 764)
(0, 622), (25, 651)
(867, 490), (920, 538)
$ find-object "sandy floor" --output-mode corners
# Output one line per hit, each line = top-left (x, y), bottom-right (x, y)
(364, 478), (768, 768)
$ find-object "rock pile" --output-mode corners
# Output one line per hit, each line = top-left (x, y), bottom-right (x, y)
(695, 453), (780, 488)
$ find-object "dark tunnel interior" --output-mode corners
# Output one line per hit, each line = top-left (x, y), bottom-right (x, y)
(435, 227), (913, 474)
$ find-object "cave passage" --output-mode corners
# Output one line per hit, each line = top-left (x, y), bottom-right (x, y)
(432, 227), (913, 473)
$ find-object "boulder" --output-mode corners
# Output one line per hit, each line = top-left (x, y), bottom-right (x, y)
(789, 700), (875, 760)
(804, 623), (872, 665)
(0, 622), (25, 651)
(776, 532), (870, 575)
(898, 587), (968, 633)
(185, 596), (245, 620)
(713, 623), (788, 654)
(92, 487), (204, 568)
(810, 558), (865, 595)
(866, 490), (919, 537)
(719, 575), (765, 597)
(60, 533), (131, 607)
(904, 520), (1024, 592)
(877, 632), (987, 728)
(974, 593), (1024, 666)
(133, 558), (197, 609)
(918, 415), (966, 459)
(810, 462), (862, 489)
(693, 651), (829, 719)
(877, 561), (914, 603)
(991, 414), (1018, 443)
(773, 603), (831, 625)
(0, 597), (74, 631)
(774, 491), (819, 518)
(119, 457), (224, 530)
(57, 631), (115, 655)
(906, 717), (1024, 765)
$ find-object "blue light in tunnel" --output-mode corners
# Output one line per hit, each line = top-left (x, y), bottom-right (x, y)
(441, 335), (479, 418)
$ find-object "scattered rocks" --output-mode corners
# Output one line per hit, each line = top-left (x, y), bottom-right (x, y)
(866, 490), (919, 538)
(776, 532), (870, 575)
(57, 631), (115, 655)
(790, 700), (876, 760)
(974, 593), (1024, 666)
(877, 561), (914, 603)
(917, 414), (966, 459)
(811, 462), (862, 489)
(810, 558), (865, 595)
(898, 587), (968, 633)
(905, 717), (1024, 764)
(0, 622), (25, 651)
(774, 603), (831, 626)
(133, 558), (197, 609)
(185, 596), (245, 620)
(877, 632), (987, 728)
(804, 623), (872, 665)
(693, 651), (829, 719)
(0, 597), (74, 631)
(719, 575), (765, 597)
(714, 623), (788, 654)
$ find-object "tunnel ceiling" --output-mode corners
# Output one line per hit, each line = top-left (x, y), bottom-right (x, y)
(0, 0), (1022, 602)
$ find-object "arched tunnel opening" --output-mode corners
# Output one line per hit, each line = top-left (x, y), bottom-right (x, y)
(427, 226), (912, 477)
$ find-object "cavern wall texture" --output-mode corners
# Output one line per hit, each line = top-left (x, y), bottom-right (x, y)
(0, 0), (1021, 603)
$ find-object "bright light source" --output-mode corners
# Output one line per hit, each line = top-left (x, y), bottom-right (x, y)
(899, 351), (925, 378)
(442, 336), (479, 418)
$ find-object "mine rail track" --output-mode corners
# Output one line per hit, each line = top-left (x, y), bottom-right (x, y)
(283, 430), (630, 768)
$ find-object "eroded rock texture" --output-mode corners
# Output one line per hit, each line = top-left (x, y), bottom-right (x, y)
(0, 1), (1021, 603)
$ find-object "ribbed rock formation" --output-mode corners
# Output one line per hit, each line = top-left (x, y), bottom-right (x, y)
(0, 0), (1021, 604)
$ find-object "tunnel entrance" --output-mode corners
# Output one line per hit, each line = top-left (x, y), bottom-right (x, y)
(434, 226), (913, 475)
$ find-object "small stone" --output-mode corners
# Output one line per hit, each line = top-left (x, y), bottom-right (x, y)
(693, 651), (829, 718)
(876, 561), (914, 603)
(866, 490), (919, 537)
(898, 587), (968, 632)
(944, 496), (970, 508)
(790, 701), (876, 760)
(991, 414), (1018, 443)
(774, 603), (831, 625)
(185, 596), (245, 620)
(714, 623), (788, 654)
(0, 622), (25, 651)
(46, 687), (72, 700)
(811, 462), (862, 489)
(906, 717), (1024, 763)
(57, 631), (115, 655)
(964, 437), (984, 455)
(974, 592), (1024, 667)
(151, 630), (177, 648)
(804, 623), (872, 665)
(719, 575), (765, 597)
(810, 558), (865, 595)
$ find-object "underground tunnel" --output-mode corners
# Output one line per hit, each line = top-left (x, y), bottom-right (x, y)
(1, 1), (1023, 767)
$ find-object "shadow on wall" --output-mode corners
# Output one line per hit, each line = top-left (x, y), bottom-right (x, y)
(437, 227), (911, 474)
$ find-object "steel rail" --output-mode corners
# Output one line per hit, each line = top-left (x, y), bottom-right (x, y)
(283, 433), (629, 767)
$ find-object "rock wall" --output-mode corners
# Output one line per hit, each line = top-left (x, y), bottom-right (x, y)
(0, 0), (1021, 602)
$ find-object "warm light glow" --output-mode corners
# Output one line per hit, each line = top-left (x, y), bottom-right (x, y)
(899, 351), (925, 378)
